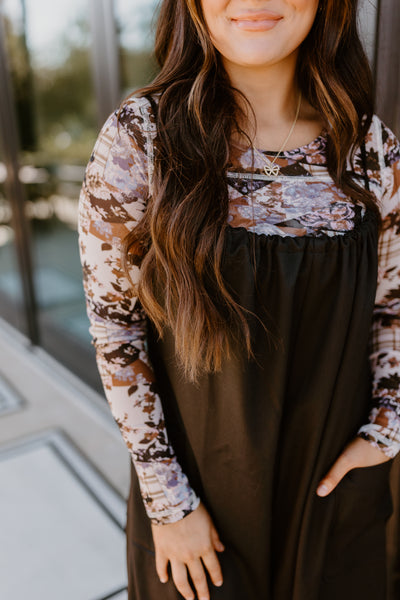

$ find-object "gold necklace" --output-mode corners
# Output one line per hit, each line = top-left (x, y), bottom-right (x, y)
(252, 91), (302, 177)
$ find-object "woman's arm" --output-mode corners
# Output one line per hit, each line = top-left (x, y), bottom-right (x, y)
(79, 99), (226, 600)
(316, 120), (400, 497)
(78, 99), (200, 524)
(357, 121), (400, 458)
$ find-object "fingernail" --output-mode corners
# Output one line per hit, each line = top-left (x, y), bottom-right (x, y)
(215, 580), (223, 587)
(160, 578), (167, 583)
(217, 542), (225, 551)
(317, 483), (330, 496)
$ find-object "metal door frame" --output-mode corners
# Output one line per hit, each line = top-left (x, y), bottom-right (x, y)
(0, 0), (121, 345)
(0, 6), (39, 343)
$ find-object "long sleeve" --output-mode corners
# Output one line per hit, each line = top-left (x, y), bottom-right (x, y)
(78, 97), (200, 524)
(357, 120), (400, 457)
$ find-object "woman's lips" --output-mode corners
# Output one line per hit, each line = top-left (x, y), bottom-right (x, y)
(230, 12), (283, 32)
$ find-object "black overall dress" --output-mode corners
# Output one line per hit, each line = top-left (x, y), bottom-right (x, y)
(126, 204), (394, 599)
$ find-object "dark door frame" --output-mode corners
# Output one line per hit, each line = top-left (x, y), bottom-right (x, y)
(374, 4), (400, 598)
(0, 0), (120, 345)
(0, 10), (39, 343)
(375, 0), (400, 136)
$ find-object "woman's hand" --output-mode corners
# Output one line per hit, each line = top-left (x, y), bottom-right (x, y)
(316, 436), (392, 497)
(151, 501), (225, 600)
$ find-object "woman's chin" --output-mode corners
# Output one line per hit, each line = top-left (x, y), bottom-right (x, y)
(222, 50), (283, 70)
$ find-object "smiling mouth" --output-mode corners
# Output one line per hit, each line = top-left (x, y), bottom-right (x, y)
(230, 12), (283, 31)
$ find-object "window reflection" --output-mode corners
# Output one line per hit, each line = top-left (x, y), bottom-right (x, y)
(1, 0), (162, 388)
(2, 0), (100, 388)
(0, 2), (30, 332)
(115, 0), (159, 95)
(0, 0), (163, 388)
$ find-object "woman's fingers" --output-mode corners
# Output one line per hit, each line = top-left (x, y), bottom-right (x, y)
(210, 525), (225, 553)
(316, 451), (352, 496)
(170, 560), (195, 600)
(159, 551), (222, 599)
(187, 557), (211, 600)
(201, 549), (224, 587)
(151, 502), (225, 596)
(155, 551), (169, 583)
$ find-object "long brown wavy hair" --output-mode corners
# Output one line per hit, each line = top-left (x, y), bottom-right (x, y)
(121, 0), (380, 382)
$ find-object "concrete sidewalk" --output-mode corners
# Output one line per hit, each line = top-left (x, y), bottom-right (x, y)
(0, 318), (130, 600)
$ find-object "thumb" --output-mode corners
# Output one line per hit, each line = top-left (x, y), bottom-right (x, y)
(316, 455), (352, 497)
(210, 525), (225, 552)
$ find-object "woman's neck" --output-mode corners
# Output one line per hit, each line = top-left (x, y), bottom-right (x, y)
(223, 54), (325, 152)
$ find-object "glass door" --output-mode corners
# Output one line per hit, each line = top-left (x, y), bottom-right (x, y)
(115, 0), (159, 96)
(1, 0), (101, 388)
(0, 0), (161, 390)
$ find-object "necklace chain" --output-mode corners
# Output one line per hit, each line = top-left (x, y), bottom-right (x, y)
(252, 92), (302, 177)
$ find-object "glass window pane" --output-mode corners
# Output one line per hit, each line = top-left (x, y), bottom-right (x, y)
(2, 0), (101, 390)
(0, 2), (29, 333)
(115, 0), (159, 95)
(1, 0), (163, 390)
(358, 0), (378, 66)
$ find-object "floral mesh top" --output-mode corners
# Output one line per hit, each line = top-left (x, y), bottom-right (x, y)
(78, 95), (400, 525)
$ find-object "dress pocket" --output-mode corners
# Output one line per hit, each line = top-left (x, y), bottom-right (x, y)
(334, 458), (394, 536)
(337, 459), (394, 514)
(320, 459), (394, 594)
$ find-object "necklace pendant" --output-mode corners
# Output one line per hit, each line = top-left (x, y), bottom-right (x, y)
(263, 164), (280, 177)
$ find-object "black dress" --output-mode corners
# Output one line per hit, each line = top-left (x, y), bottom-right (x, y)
(126, 206), (394, 599)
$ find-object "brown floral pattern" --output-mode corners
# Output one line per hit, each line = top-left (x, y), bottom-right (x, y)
(78, 95), (400, 525)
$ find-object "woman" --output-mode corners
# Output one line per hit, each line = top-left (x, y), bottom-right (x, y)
(78, 1), (400, 599)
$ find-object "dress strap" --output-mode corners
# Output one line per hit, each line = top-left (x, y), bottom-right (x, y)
(137, 95), (157, 197)
(360, 142), (371, 192)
